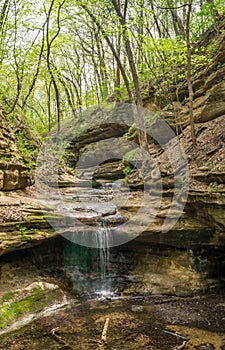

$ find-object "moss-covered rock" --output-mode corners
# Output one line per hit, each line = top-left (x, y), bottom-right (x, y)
(0, 282), (67, 333)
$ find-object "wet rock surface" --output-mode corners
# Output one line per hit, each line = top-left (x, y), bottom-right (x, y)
(0, 187), (126, 255)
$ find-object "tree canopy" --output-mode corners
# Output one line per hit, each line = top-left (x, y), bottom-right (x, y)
(0, 0), (224, 133)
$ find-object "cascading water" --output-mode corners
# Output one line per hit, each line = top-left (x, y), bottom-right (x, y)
(62, 218), (115, 299)
(97, 222), (110, 279)
(95, 221), (113, 298)
(61, 188), (124, 299)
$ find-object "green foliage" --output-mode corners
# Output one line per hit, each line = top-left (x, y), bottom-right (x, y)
(0, 154), (12, 161)
(127, 125), (137, 140)
(123, 165), (132, 181)
(165, 165), (172, 173)
(214, 62), (222, 71)
(15, 132), (37, 168)
(0, 0), (223, 137)
(16, 224), (27, 235)
(16, 224), (33, 241)
(122, 147), (139, 180)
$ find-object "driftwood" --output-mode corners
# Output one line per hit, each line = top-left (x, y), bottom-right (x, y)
(101, 317), (110, 342)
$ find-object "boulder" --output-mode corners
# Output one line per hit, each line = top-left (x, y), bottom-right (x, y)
(0, 161), (33, 191)
(0, 281), (67, 334)
(77, 137), (136, 168)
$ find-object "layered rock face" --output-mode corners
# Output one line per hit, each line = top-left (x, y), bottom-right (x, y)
(67, 20), (225, 192)
(66, 111), (224, 245)
(0, 109), (33, 190)
(145, 19), (225, 129)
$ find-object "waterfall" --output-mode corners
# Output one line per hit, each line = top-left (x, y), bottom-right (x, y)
(96, 221), (112, 297)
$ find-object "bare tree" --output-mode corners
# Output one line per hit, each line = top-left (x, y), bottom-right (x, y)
(186, 0), (197, 147)
(45, 0), (66, 133)
(111, 0), (151, 178)
(79, 0), (152, 178)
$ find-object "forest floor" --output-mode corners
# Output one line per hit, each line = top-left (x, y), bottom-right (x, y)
(0, 236), (224, 349)
(0, 292), (224, 350)
(0, 239), (225, 350)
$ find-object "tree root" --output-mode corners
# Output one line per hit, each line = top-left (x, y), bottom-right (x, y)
(173, 340), (188, 349)
(51, 327), (77, 350)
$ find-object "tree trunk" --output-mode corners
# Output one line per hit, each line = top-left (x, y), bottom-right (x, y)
(111, 0), (151, 179)
(45, 0), (65, 134)
(186, 0), (196, 148)
(0, 0), (9, 32)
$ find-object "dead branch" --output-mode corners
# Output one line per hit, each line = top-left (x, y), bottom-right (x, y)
(163, 329), (189, 341)
(174, 340), (188, 349)
(101, 317), (110, 342)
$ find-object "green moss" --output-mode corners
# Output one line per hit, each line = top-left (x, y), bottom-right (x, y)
(15, 224), (37, 237)
(16, 224), (28, 235)
(208, 184), (219, 193)
(0, 288), (57, 329)
(123, 165), (132, 181)
(24, 216), (46, 223)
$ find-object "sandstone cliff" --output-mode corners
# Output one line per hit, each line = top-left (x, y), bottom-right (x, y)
(0, 108), (34, 191)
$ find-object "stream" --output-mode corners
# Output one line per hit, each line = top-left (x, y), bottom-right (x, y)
(0, 187), (225, 349)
